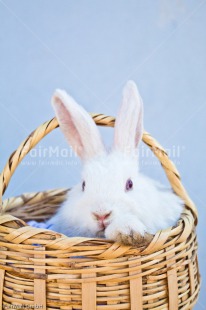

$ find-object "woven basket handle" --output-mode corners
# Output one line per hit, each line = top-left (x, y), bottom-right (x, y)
(0, 114), (197, 221)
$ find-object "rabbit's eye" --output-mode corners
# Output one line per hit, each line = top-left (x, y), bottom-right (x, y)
(126, 179), (133, 191)
(82, 181), (86, 191)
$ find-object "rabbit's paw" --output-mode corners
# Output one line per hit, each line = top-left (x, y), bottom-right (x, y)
(105, 220), (153, 247)
(122, 231), (153, 246)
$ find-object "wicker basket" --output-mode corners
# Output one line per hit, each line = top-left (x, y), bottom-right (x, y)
(0, 114), (200, 310)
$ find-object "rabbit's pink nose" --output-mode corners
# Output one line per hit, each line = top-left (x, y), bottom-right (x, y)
(93, 212), (112, 222)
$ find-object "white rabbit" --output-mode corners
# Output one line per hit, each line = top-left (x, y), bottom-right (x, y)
(47, 81), (183, 245)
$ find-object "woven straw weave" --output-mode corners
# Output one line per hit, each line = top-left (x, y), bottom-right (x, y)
(0, 114), (200, 310)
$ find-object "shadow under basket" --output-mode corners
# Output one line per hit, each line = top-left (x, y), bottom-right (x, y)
(0, 114), (201, 310)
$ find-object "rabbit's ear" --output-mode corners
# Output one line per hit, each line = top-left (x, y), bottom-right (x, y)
(113, 81), (143, 154)
(52, 89), (105, 160)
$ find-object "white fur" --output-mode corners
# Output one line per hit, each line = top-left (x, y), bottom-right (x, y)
(52, 89), (105, 160)
(48, 81), (183, 241)
(114, 80), (143, 153)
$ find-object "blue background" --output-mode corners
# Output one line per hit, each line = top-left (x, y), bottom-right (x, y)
(0, 1), (205, 308)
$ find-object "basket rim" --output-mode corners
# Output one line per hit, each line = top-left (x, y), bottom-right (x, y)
(0, 206), (195, 256)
